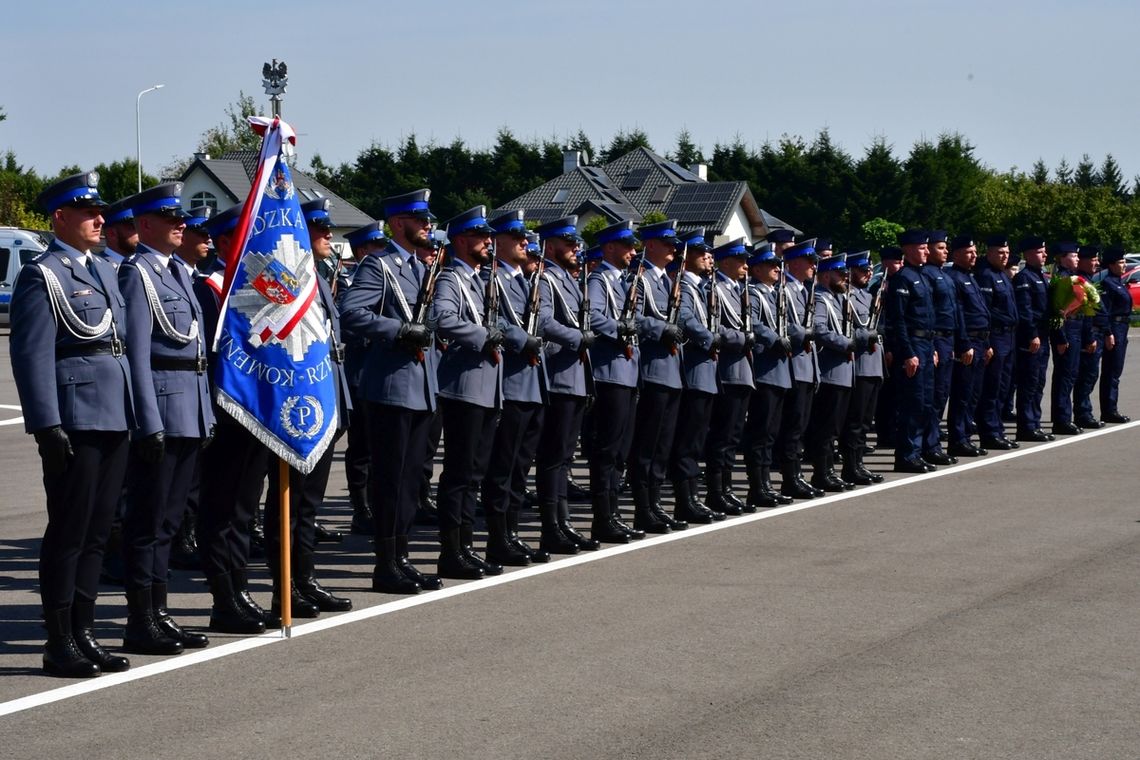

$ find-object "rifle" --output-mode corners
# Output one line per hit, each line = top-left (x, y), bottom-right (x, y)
(706, 273), (721, 360)
(328, 246), (345, 298)
(775, 260), (789, 355)
(665, 242), (688, 355)
(841, 290), (854, 362)
(618, 248), (647, 359)
(740, 272), (753, 338)
(484, 239), (501, 365)
(577, 248), (591, 364)
(522, 240), (546, 366)
(802, 278), (817, 352)
(411, 232), (447, 363)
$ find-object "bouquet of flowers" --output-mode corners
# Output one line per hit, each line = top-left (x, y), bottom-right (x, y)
(1048, 273), (1101, 328)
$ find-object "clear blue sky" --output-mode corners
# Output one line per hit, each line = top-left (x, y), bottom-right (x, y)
(4, 0), (1138, 187)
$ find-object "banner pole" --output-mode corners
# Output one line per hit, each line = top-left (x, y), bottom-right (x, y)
(279, 456), (292, 638)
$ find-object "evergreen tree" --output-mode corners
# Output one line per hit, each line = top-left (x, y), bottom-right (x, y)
(671, 129), (705, 168)
(1074, 153), (1097, 189)
(599, 129), (653, 163)
(1030, 159), (1050, 185)
(1055, 158), (1073, 184)
(1099, 153), (1127, 197)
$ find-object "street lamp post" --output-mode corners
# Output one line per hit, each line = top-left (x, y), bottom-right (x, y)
(136, 84), (165, 192)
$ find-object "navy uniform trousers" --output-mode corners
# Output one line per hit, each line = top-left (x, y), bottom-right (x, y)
(1100, 320), (1130, 416)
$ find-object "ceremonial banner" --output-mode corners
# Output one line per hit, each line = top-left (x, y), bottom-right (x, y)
(213, 117), (337, 473)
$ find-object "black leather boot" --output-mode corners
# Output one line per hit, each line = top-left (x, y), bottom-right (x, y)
(461, 524), (503, 576)
(558, 497), (600, 550)
(704, 470), (730, 516)
(591, 491), (631, 543)
(249, 509), (265, 559)
(856, 450), (884, 483)
(231, 568), (267, 623)
(676, 479), (714, 524)
(719, 467), (749, 513)
(373, 537), (422, 594)
(649, 482), (688, 529)
(71, 597), (129, 673)
(697, 475), (737, 517)
(781, 462), (816, 500)
(395, 535), (443, 590)
(269, 579), (321, 627)
(123, 586), (183, 655)
(485, 512), (530, 567)
(438, 528), (485, 580)
(633, 483), (670, 534)
(296, 554), (352, 612)
(169, 509), (199, 571)
(842, 446), (872, 485)
(508, 509), (548, 563)
(762, 468), (794, 505)
(44, 604), (100, 678)
(209, 573), (267, 634)
(539, 500), (579, 555)
(349, 487), (374, 535)
(746, 467), (779, 509)
(153, 582), (209, 649)
(314, 521), (343, 544)
(609, 490), (645, 540)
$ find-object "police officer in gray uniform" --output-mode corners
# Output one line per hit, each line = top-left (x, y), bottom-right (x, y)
(806, 253), (856, 491)
(340, 189), (443, 595)
(11, 172), (135, 677)
(118, 183), (214, 655)
(839, 251), (885, 485)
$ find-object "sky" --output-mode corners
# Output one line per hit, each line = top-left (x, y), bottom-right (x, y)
(4, 0), (1139, 189)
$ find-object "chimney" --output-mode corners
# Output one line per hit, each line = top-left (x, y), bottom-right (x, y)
(690, 163), (708, 181)
(194, 152), (210, 162)
(563, 149), (584, 174)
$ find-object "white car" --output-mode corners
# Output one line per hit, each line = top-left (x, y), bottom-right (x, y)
(0, 227), (50, 326)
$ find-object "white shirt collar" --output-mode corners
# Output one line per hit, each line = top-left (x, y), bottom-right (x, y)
(496, 259), (520, 278)
(54, 238), (89, 263)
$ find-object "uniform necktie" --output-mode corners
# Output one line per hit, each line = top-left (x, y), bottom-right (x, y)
(168, 260), (189, 297)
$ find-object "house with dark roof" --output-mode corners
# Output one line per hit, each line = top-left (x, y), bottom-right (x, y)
(179, 151), (374, 254)
(493, 147), (800, 245)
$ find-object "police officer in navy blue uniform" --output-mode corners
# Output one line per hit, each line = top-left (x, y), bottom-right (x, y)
(775, 239), (822, 497)
(840, 251), (885, 485)
(945, 236), (991, 457)
(431, 206), (506, 579)
(340, 221), (388, 536)
(480, 211), (549, 564)
(741, 244), (795, 507)
(98, 198), (137, 269)
(628, 219), (687, 532)
(340, 189), (443, 594)
(118, 183), (214, 655)
(974, 234), (1020, 450)
(885, 229), (937, 472)
(669, 229), (729, 521)
(585, 220), (647, 542)
(534, 215), (599, 554)
(1049, 242), (1086, 435)
(11, 172), (135, 677)
(1098, 246), (1132, 423)
(261, 199), (354, 624)
(1073, 245), (1108, 429)
(872, 246), (904, 449)
(1012, 236), (1054, 442)
(704, 239), (756, 514)
(919, 231), (958, 464)
(192, 204), (269, 635)
(806, 253), (857, 491)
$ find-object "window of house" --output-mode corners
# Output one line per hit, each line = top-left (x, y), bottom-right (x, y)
(551, 188), (570, 204)
(190, 191), (218, 212)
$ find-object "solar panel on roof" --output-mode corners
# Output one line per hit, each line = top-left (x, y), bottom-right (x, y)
(621, 168), (650, 191)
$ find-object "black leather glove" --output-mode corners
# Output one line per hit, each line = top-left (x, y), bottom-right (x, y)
(662, 323), (684, 347)
(710, 335), (723, 353)
(778, 337), (794, 355)
(617, 318), (638, 339)
(134, 431), (165, 464)
(846, 340), (858, 354)
(34, 425), (73, 477)
(523, 335), (542, 354)
(743, 332), (757, 351)
(578, 330), (596, 350)
(397, 322), (432, 351)
(483, 324), (505, 353)
(867, 330), (881, 347)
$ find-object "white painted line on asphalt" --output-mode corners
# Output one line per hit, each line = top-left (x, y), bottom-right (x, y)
(3, 418), (1137, 718)
(0, 403), (23, 427)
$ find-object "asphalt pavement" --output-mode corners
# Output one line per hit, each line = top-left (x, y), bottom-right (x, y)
(2, 327), (1139, 760)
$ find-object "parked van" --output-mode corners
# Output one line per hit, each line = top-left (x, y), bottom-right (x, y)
(0, 227), (50, 326)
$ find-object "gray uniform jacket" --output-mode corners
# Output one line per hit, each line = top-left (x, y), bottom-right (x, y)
(431, 260), (503, 410)
(587, 262), (640, 389)
(813, 289), (855, 388)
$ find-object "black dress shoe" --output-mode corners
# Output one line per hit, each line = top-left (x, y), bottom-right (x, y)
(894, 458), (933, 474)
(314, 522), (343, 544)
(373, 562), (422, 595)
(1016, 428), (1054, 442)
(591, 522), (632, 544)
(922, 450), (958, 466)
(1103, 412), (1131, 423)
(980, 437), (1017, 451)
(44, 642), (101, 679)
(651, 505), (688, 531)
(633, 512), (671, 534)
(1076, 417), (1106, 429)
(73, 628), (130, 673)
(539, 529), (580, 555)
(559, 521), (601, 551)
(798, 478), (825, 498)
(949, 441), (987, 457)
(859, 466), (885, 484)
(298, 577), (353, 612)
(780, 479), (816, 500)
(842, 469), (873, 486)
(611, 516), (646, 540)
(155, 610), (210, 649)
(1052, 421), (1083, 435)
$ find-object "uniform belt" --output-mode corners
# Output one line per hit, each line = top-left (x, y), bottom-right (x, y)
(152, 356), (208, 374)
(965, 330), (990, 339)
(1110, 315), (1131, 323)
(910, 329), (932, 338)
(932, 329), (953, 337)
(330, 341), (345, 363)
(991, 326), (1013, 334)
(56, 339), (124, 358)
